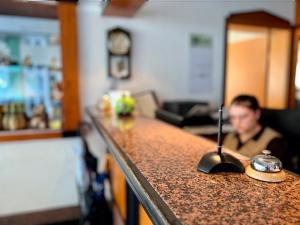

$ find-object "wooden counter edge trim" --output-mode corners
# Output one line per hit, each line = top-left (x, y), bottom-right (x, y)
(0, 130), (62, 142)
(0, 205), (80, 225)
(87, 110), (183, 225)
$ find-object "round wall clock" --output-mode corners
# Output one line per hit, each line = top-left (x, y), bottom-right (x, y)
(107, 27), (132, 79)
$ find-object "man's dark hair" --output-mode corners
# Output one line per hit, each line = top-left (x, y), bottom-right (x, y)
(231, 95), (260, 111)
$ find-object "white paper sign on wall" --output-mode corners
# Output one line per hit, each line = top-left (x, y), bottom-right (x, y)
(188, 34), (213, 93)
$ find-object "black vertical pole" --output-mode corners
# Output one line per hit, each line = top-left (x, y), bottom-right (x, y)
(217, 105), (223, 156)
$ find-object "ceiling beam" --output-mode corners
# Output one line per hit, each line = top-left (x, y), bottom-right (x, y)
(103, 0), (145, 17)
(0, 0), (58, 19)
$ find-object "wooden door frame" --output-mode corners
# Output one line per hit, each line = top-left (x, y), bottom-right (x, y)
(289, 27), (300, 108)
(58, 2), (81, 133)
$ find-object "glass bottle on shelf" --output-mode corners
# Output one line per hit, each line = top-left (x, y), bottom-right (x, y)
(2, 104), (10, 130)
(49, 105), (62, 130)
(0, 105), (3, 130)
(8, 103), (18, 130)
(16, 103), (27, 129)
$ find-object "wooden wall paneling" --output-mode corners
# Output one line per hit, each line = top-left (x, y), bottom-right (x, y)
(225, 25), (268, 106)
(289, 27), (300, 108)
(103, 0), (145, 17)
(58, 2), (81, 132)
(266, 28), (292, 109)
(289, 1), (300, 108)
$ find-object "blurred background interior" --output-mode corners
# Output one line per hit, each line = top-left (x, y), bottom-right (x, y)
(0, 0), (300, 225)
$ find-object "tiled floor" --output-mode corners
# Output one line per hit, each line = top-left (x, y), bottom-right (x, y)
(0, 138), (81, 225)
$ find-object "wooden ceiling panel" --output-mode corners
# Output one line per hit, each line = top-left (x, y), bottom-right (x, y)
(0, 0), (58, 19)
(103, 0), (145, 17)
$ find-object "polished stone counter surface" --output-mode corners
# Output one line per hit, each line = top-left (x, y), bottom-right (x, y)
(88, 108), (300, 225)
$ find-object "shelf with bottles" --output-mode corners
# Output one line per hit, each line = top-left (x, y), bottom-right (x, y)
(0, 64), (64, 133)
(0, 19), (80, 141)
(0, 101), (63, 131)
(0, 101), (63, 142)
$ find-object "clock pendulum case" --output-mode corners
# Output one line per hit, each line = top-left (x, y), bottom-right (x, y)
(107, 27), (132, 79)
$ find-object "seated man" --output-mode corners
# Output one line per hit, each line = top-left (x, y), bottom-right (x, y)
(223, 95), (286, 160)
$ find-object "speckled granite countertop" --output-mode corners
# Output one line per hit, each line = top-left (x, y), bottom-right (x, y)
(88, 107), (300, 225)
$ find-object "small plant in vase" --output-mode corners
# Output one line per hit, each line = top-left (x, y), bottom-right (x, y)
(115, 94), (135, 117)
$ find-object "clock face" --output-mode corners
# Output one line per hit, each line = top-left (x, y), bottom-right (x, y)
(108, 31), (131, 55)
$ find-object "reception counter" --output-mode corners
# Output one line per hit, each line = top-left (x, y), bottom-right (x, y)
(87, 107), (300, 225)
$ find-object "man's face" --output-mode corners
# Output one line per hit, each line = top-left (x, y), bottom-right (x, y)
(229, 104), (260, 135)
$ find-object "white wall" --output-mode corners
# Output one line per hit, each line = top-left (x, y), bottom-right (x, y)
(77, 1), (295, 114)
(0, 16), (59, 35)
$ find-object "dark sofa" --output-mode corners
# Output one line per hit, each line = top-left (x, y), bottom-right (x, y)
(155, 101), (214, 127)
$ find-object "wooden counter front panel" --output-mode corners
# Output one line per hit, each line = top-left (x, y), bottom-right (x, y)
(108, 154), (153, 225)
(108, 154), (127, 222)
(139, 205), (153, 225)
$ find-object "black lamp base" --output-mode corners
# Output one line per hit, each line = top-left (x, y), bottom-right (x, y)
(197, 151), (245, 174)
